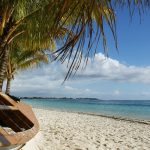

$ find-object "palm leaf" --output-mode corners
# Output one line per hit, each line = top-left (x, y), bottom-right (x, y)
(1, 0), (150, 82)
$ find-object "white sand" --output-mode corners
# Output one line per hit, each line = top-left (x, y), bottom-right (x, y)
(23, 108), (150, 150)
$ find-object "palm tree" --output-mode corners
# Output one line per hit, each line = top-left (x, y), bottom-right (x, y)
(0, 0), (149, 91)
(5, 47), (49, 94)
(0, 0), (73, 91)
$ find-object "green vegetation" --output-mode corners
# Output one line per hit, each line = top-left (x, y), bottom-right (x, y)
(0, 0), (149, 93)
(5, 47), (50, 94)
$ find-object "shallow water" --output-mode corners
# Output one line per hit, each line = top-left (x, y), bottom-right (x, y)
(22, 98), (150, 120)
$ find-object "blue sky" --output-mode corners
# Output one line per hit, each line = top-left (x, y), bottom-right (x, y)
(5, 9), (150, 100)
(107, 9), (150, 66)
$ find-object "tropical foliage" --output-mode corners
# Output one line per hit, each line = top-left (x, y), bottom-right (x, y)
(5, 46), (49, 94)
(0, 0), (150, 91)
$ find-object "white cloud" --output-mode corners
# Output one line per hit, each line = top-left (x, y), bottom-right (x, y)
(75, 53), (150, 83)
(141, 91), (150, 97)
(113, 90), (121, 96)
(4, 52), (150, 98)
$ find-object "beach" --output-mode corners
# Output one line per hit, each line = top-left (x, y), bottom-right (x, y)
(23, 108), (150, 150)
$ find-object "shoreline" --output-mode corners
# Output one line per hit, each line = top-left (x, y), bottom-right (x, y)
(32, 107), (150, 125)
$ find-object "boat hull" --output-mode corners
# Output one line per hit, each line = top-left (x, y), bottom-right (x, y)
(0, 93), (39, 149)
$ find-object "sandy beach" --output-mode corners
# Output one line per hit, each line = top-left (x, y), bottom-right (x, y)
(23, 108), (150, 150)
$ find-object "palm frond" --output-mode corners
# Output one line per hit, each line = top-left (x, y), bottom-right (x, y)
(18, 55), (48, 70)
(1, 0), (150, 82)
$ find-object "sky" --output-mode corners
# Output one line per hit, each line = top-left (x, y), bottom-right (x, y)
(5, 8), (150, 100)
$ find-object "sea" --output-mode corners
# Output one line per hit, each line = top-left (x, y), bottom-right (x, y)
(22, 98), (150, 121)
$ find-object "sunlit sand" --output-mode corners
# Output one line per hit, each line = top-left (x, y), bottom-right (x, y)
(23, 108), (150, 150)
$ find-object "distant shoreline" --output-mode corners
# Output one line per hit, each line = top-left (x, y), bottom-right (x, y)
(20, 97), (100, 100)
(20, 97), (150, 101)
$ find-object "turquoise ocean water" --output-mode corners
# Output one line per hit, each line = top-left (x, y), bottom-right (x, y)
(22, 98), (150, 121)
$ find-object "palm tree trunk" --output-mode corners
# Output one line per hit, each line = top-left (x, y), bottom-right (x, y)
(5, 77), (11, 94)
(0, 47), (9, 92)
